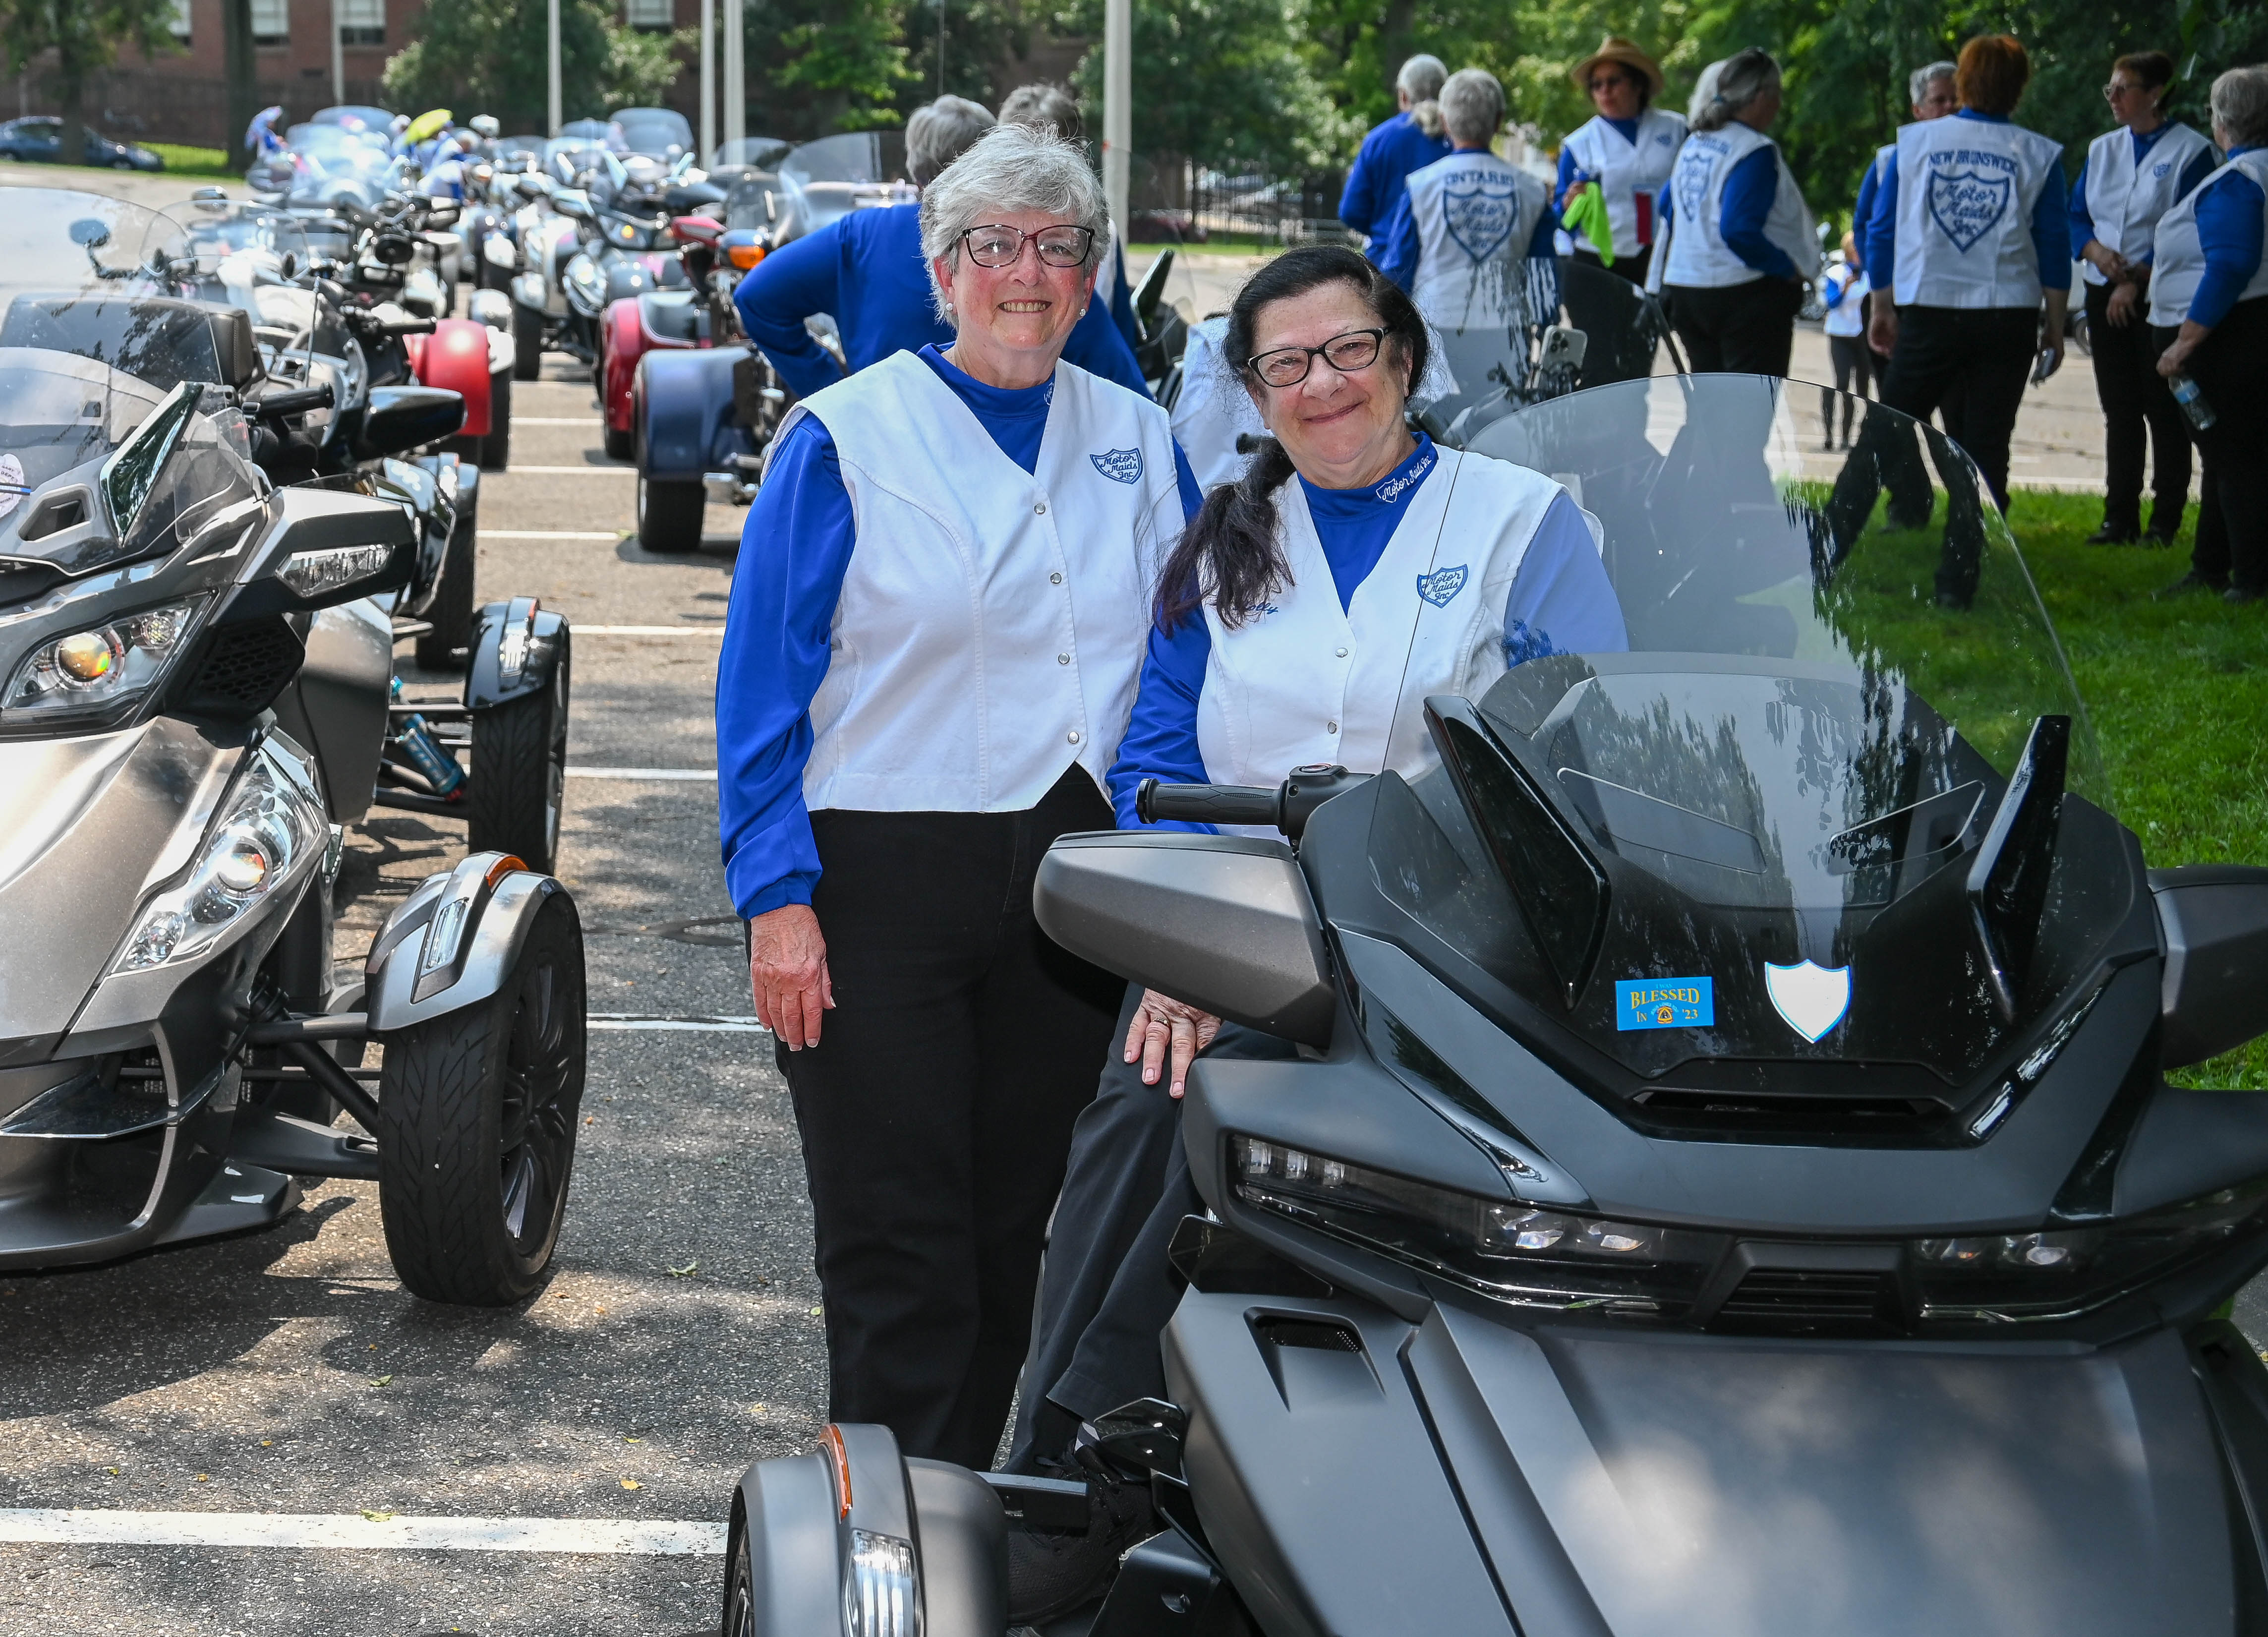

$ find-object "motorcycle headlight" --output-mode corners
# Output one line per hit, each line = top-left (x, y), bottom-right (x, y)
(109, 736), (326, 973)
(3, 598), (206, 719)
(483, 232), (517, 268)
(564, 255), (604, 313)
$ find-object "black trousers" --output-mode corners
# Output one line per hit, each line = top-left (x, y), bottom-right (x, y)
(1004, 985), (1296, 1473)
(2088, 281), (2192, 537)
(1823, 334), (1872, 444)
(2153, 298), (2268, 592)
(776, 767), (1122, 1469)
(1571, 243), (1651, 287)
(1664, 278), (1802, 377)
(1876, 304), (2036, 513)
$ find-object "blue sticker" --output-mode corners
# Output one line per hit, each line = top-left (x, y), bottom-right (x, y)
(1415, 564), (1469, 607)
(1090, 447), (1144, 483)
(1615, 977), (1714, 1031)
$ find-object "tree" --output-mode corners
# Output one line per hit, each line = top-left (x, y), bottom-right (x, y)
(741, 0), (913, 135)
(0, 0), (182, 169)
(382, 0), (688, 133)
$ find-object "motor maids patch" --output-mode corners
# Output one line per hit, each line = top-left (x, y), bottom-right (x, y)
(1926, 166), (2012, 252)
(1415, 564), (1468, 607)
(1442, 168), (1520, 263)
(1090, 448), (1143, 484)
(1672, 141), (1716, 228)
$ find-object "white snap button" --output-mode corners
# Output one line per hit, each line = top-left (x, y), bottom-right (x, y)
(1035, 502), (1048, 515)
(1050, 572), (1063, 585)
(1327, 721), (1339, 733)
(1335, 647), (1348, 658)
(1067, 730), (1082, 744)
(1057, 653), (1070, 665)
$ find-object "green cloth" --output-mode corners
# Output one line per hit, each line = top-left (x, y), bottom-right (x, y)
(1561, 180), (1615, 267)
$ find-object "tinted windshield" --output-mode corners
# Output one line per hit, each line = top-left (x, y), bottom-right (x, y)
(780, 131), (901, 184)
(612, 108), (691, 158)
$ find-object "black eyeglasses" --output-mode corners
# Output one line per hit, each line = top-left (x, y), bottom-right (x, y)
(1246, 328), (1387, 388)
(959, 223), (1097, 268)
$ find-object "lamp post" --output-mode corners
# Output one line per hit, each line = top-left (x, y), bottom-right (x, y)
(722, 0), (744, 151)
(698, 0), (714, 164)
(329, 0), (344, 105)
(546, 0), (563, 137)
(1102, 0), (1130, 234)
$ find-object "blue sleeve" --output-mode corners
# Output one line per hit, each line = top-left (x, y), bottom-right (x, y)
(716, 415), (856, 918)
(732, 221), (852, 402)
(1172, 443), (1203, 521)
(1503, 495), (1628, 663)
(1525, 202), (1559, 259)
(2031, 161), (2071, 291)
(1107, 614), (1216, 832)
(1853, 163), (1879, 266)
(2190, 172), (2268, 330)
(1107, 243), (1140, 350)
(1555, 147), (1580, 212)
(1822, 266), (1850, 308)
(2067, 154), (2097, 258)
(1377, 192), (1419, 292)
(1863, 151), (1899, 290)
(1718, 146), (1797, 279)
(1338, 134), (1381, 236)
(1063, 292), (1153, 398)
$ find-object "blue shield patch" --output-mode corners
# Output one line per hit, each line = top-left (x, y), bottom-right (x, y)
(1442, 168), (1518, 263)
(1926, 167), (2011, 253)
(1672, 145), (1713, 228)
(1415, 564), (1469, 607)
(1089, 447), (1143, 484)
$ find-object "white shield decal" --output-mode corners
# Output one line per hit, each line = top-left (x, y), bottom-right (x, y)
(1926, 167), (2011, 253)
(1442, 168), (1518, 263)
(1764, 960), (1851, 1043)
(1089, 447), (1144, 483)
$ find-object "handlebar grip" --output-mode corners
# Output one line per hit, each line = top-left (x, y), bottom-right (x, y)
(1137, 777), (1279, 827)
(384, 317), (439, 335)
(253, 382), (336, 419)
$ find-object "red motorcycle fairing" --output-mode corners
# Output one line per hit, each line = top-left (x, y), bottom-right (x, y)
(603, 292), (704, 436)
(412, 318), (494, 436)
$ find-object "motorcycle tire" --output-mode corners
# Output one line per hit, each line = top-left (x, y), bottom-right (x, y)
(377, 889), (585, 1306)
(511, 301), (543, 381)
(467, 646), (569, 874)
(637, 475), (704, 554)
(722, 1523), (757, 1637)
(603, 423), (632, 462)
(413, 510), (477, 672)
(478, 257), (513, 294)
(481, 370), (512, 470)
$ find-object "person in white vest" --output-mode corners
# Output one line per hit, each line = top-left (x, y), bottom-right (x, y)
(715, 123), (1202, 1470)
(1378, 67), (1556, 337)
(2150, 66), (2268, 603)
(1820, 233), (1872, 448)
(999, 81), (1144, 354)
(2071, 50), (2216, 545)
(1168, 314), (1265, 490)
(1855, 61), (1958, 261)
(1004, 246), (1626, 1557)
(1556, 36), (1686, 286)
(1854, 33), (2070, 604)
(1650, 48), (1819, 377)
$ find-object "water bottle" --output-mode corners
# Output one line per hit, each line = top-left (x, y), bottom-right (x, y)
(389, 676), (465, 797)
(2168, 372), (2218, 432)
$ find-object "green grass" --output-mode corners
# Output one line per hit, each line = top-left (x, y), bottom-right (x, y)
(146, 143), (235, 178)
(1993, 489), (2268, 1088)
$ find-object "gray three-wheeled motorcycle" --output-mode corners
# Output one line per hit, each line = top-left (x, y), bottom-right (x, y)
(719, 304), (2268, 1629)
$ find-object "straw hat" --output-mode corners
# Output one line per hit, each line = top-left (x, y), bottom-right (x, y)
(1570, 37), (1666, 98)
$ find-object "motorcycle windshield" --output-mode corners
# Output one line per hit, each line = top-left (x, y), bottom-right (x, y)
(1366, 373), (2126, 1094)
(780, 131), (902, 185)
(173, 200), (318, 385)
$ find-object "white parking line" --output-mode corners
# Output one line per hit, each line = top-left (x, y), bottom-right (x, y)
(493, 466), (636, 476)
(508, 417), (606, 425)
(0, 1509), (726, 1555)
(577, 625), (725, 635)
(484, 529), (623, 540)
(565, 767), (717, 780)
(589, 1014), (767, 1033)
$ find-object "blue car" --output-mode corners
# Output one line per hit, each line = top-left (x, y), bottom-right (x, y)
(0, 117), (163, 171)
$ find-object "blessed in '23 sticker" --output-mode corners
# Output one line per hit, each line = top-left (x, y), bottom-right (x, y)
(1614, 977), (1713, 1031)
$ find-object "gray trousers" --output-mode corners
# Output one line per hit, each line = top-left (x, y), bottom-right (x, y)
(1005, 983), (1296, 1473)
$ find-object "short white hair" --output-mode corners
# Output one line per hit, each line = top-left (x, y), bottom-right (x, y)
(920, 123), (1109, 323)
(1439, 68), (1504, 145)
(999, 83), (1083, 142)
(1396, 55), (1447, 101)
(1693, 47), (1779, 132)
(2211, 65), (2268, 150)
(1908, 60), (1956, 107)
(906, 95), (995, 187)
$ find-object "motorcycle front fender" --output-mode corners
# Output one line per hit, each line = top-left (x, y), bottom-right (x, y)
(465, 596), (568, 710)
(364, 857), (575, 1031)
(637, 345), (743, 482)
(414, 317), (493, 436)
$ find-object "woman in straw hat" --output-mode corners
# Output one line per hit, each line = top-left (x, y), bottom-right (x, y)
(1556, 35), (1688, 286)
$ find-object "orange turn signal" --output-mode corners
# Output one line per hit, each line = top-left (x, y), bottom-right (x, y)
(727, 243), (766, 270)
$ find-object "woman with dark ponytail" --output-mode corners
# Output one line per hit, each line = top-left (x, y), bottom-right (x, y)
(1000, 245), (1627, 1601)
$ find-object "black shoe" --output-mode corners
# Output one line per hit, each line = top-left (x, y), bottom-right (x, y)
(2160, 571), (2229, 598)
(2226, 585), (2265, 606)
(2086, 523), (2139, 545)
(1934, 589), (1972, 610)
(1003, 1447), (1157, 1624)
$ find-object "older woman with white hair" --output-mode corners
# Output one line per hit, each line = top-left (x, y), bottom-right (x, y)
(716, 123), (1203, 1466)
(1650, 46), (1819, 375)
(1378, 66), (1556, 333)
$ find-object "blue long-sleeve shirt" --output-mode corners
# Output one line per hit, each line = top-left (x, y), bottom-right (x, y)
(1338, 112), (1453, 259)
(717, 344), (1203, 917)
(1375, 166), (1559, 293)
(1852, 145), (1890, 269)
(1653, 144), (1799, 279)
(1553, 116), (1640, 211)
(1861, 110), (2071, 299)
(2067, 125), (2215, 263)
(2190, 146), (2267, 330)
(1108, 444), (1627, 829)
(732, 201), (1149, 402)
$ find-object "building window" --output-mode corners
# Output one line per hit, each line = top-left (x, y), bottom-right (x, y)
(625, 0), (672, 28)
(170, 0), (192, 40)
(340, 0), (384, 46)
(251, 0), (287, 45)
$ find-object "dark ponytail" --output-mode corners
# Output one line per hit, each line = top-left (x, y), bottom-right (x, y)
(1157, 245), (1430, 633)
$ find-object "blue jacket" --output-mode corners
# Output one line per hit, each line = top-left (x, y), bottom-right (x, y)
(1338, 111), (1453, 261)
(732, 202), (1149, 401)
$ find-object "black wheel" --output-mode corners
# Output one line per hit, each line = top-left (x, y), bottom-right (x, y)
(478, 255), (513, 293)
(413, 510), (476, 671)
(722, 1515), (756, 1637)
(637, 474), (704, 553)
(378, 890), (585, 1305)
(512, 300), (543, 380)
(603, 422), (632, 461)
(481, 370), (512, 470)
(467, 640), (569, 872)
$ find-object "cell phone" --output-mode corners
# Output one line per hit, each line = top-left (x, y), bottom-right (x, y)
(2031, 347), (2061, 386)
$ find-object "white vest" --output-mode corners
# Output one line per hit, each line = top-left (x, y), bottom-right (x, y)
(1168, 315), (1263, 491)
(2149, 150), (2268, 327)
(1891, 115), (2064, 308)
(1822, 264), (1868, 337)
(1402, 150), (1552, 332)
(2080, 122), (2211, 285)
(1195, 446), (1567, 819)
(775, 350), (1184, 814)
(1562, 109), (1687, 257)
(1660, 122), (1818, 290)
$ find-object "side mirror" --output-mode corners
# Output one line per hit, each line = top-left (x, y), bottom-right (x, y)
(208, 306), (260, 390)
(353, 384), (464, 461)
(2153, 866), (2268, 1066)
(553, 189), (594, 221)
(1034, 832), (1335, 1045)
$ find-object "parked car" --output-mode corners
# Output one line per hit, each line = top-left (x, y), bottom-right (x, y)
(0, 117), (162, 171)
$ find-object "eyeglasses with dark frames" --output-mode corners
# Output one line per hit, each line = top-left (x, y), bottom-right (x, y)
(958, 223), (1097, 268)
(1246, 328), (1388, 388)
